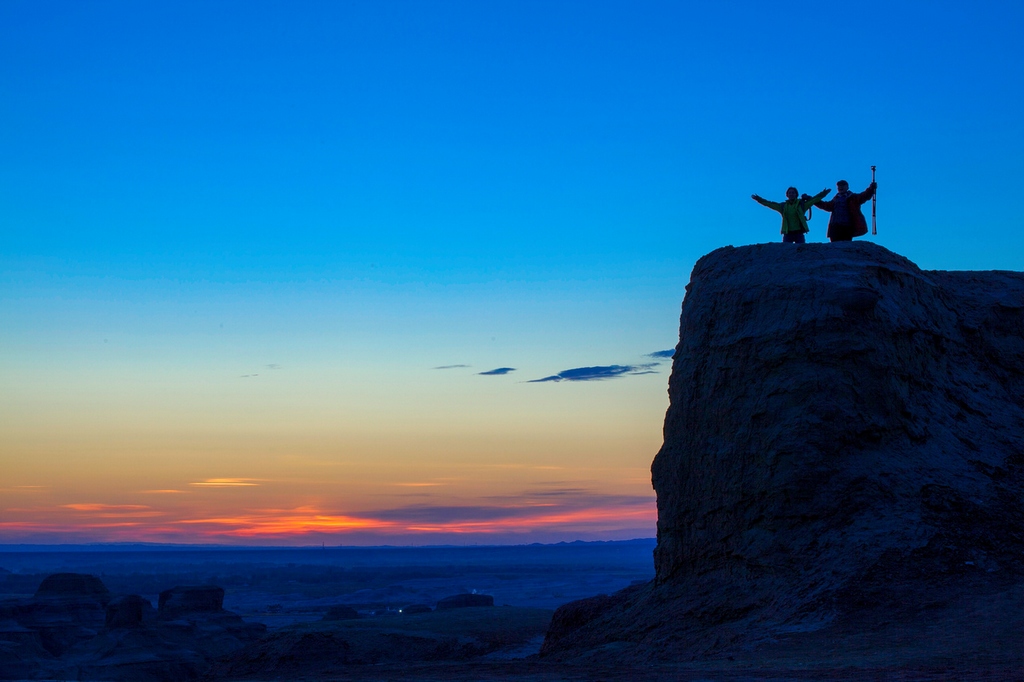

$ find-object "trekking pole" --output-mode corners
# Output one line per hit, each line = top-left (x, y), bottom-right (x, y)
(871, 165), (877, 235)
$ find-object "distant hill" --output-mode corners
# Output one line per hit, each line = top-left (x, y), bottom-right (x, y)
(0, 538), (655, 552)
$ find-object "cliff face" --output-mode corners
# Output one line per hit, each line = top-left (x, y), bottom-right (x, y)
(543, 242), (1024, 663)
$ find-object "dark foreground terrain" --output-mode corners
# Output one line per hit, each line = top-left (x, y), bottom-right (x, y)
(0, 542), (656, 680)
(2, 541), (1020, 681)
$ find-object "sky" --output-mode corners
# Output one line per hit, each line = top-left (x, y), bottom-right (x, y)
(2, 0), (1022, 545)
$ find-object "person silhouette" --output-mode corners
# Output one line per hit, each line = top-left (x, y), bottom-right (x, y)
(751, 186), (830, 243)
(816, 179), (877, 242)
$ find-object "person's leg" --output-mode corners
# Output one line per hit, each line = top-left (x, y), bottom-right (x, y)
(829, 225), (853, 242)
(783, 232), (805, 243)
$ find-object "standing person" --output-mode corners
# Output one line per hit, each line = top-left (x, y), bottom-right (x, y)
(816, 179), (877, 242)
(751, 186), (831, 243)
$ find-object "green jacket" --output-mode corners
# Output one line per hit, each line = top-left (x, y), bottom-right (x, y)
(753, 189), (829, 234)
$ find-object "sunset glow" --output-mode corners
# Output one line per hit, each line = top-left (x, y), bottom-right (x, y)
(3, 1), (1021, 547)
(0, 494), (656, 544)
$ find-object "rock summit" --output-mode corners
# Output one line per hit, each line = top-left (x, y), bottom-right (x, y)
(543, 242), (1024, 665)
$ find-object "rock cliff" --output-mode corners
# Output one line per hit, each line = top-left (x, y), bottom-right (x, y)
(542, 242), (1024, 664)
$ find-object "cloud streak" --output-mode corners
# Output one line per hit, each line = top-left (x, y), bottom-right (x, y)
(478, 367), (515, 376)
(64, 503), (152, 512)
(528, 364), (658, 383)
(189, 478), (261, 487)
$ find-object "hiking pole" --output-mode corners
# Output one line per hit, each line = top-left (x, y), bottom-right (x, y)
(871, 165), (877, 235)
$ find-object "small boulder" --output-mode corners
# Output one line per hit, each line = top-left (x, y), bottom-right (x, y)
(541, 593), (620, 654)
(435, 593), (493, 610)
(105, 594), (153, 628)
(158, 585), (224, 618)
(322, 605), (360, 620)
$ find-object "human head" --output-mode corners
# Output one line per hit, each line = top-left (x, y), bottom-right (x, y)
(836, 180), (849, 192)
(786, 187), (798, 199)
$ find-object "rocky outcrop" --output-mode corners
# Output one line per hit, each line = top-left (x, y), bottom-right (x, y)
(542, 242), (1024, 663)
(2, 572), (112, 658)
(0, 574), (265, 680)
(541, 593), (619, 652)
(105, 595), (154, 629)
(34, 573), (111, 602)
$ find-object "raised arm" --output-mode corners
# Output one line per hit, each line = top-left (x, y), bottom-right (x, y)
(751, 194), (782, 212)
(854, 182), (877, 206)
(804, 188), (831, 207)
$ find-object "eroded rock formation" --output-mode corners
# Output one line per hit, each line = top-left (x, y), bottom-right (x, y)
(0, 574), (264, 680)
(543, 242), (1024, 663)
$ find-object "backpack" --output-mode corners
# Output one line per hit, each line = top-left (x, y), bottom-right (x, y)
(799, 194), (814, 221)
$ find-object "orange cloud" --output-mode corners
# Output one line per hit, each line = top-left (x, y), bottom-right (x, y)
(0, 492), (656, 544)
(175, 507), (394, 537)
(63, 504), (152, 511)
(190, 478), (260, 487)
(61, 503), (165, 519)
(158, 500), (655, 539)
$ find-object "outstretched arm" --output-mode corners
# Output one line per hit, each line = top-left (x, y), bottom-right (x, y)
(804, 188), (831, 207)
(855, 182), (877, 205)
(751, 194), (782, 212)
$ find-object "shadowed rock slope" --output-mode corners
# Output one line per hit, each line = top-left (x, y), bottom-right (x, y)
(542, 242), (1024, 665)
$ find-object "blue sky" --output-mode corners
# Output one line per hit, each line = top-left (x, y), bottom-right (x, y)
(2, 0), (1022, 544)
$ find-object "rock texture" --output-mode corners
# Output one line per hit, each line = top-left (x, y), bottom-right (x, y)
(542, 242), (1024, 664)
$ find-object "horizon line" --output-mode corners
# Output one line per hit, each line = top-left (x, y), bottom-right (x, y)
(0, 537), (657, 552)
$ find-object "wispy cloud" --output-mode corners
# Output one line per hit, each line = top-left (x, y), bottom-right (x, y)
(530, 488), (590, 497)
(141, 489), (187, 494)
(61, 503), (164, 519)
(432, 364), (470, 370)
(265, 363), (282, 370)
(0, 491), (655, 543)
(175, 507), (391, 536)
(63, 503), (152, 511)
(240, 374), (259, 378)
(189, 478), (261, 487)
(647, 349), (675, 359)
(478, 367), (515, 376)
(0, 485), (47, 493)
(394, 482), (443, 487)
(528, 364), (658, 383)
